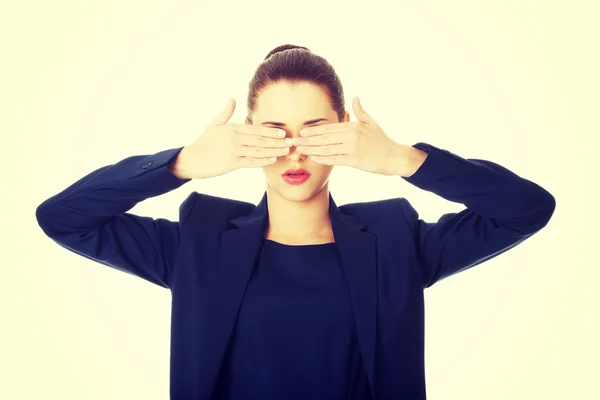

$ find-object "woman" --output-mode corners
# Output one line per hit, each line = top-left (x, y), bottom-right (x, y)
(36, 44), (556, 399)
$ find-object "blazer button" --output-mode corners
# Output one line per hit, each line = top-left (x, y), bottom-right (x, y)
(142, 161), (153, 168)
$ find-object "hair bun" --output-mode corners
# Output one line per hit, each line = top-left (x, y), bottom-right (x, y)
(264, 44), (310, 61)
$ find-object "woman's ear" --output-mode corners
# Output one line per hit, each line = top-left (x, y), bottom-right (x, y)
(344, 111), (350, 122)
(245, 117), (251, 125)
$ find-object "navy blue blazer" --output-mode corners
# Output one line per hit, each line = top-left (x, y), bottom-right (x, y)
(35, 142), (555, 399)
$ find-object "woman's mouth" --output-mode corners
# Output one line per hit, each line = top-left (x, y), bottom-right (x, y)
(282, 169), (310, 185)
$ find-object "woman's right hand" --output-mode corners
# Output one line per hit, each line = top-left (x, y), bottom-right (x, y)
(170, 98), (290, 180)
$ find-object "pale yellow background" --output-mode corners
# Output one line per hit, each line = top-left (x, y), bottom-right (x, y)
(2, 0), (598, 399)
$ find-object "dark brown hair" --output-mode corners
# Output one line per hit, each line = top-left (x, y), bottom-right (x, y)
(246, 44), (346, 123)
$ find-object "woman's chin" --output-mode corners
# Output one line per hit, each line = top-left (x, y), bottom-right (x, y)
(267, 184), (312, 202)
(281, 189), (315, 202)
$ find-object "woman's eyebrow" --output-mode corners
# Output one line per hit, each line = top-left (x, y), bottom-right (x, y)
(260, 118), (328, 127)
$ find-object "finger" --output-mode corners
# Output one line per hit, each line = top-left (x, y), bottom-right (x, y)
(352, 96), (378, 125)
(233, 124), (286, 138)
(309, 154), (353, 166)
(208, 98), (236, 128)
(235, 156), (278, 168)
(300, 122), (351, 137)
(297, 143), (352, 156)
(237, 145), (290, 158)
(295, 131), (347, 146)
(236, 132), (290, 148)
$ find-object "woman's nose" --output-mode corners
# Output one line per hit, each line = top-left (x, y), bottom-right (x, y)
(286, 146), (303, 161)
(285, 138), (306, 161)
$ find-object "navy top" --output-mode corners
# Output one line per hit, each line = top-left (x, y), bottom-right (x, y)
(213, 239), (372, 400)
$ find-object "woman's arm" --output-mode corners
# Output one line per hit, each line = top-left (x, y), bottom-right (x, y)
(35, 147), (192, 289)
(397, 142), (556, 288)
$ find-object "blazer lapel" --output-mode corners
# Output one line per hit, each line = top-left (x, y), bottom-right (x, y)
(202, 191), (378, 399)
(198, 194), (268, 399)
(329, 195), (378, 399)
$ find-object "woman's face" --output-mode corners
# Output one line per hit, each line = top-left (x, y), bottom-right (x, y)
(245, 81), (349, 203)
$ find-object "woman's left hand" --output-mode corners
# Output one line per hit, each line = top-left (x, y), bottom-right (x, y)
(294, 97), (418, 176)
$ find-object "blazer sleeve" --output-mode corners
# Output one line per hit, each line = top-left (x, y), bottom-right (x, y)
(35, 146), (193, 289)
(400, 142), (556, 288)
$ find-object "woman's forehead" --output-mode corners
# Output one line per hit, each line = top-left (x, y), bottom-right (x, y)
(253, 82), (335, 124)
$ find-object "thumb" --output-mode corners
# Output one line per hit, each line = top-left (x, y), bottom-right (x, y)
(352, 96), (378, 125)
(208, 97), (236, 128)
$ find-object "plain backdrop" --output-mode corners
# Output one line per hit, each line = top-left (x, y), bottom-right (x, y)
(2, 0), (598, 399)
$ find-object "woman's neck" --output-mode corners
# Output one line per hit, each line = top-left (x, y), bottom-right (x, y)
(264, 186), (333, 241)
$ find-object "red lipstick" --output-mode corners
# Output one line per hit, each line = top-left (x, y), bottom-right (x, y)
(282, 169), (310, 185)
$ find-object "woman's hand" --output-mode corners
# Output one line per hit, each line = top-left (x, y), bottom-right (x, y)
(171, 98), (290, 180)
(294, 97), (427, 177)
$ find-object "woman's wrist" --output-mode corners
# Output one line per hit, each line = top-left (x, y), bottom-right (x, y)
(168, 147), (192, 180)
(391, 143), (428, 178)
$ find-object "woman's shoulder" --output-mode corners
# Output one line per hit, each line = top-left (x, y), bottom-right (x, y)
(340, 196), (413, 218)
(177, 191), (256, 229)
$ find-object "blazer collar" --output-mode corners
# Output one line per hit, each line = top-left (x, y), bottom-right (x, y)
(229, 190), (367, 230)
(200, 191), (378, 399)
